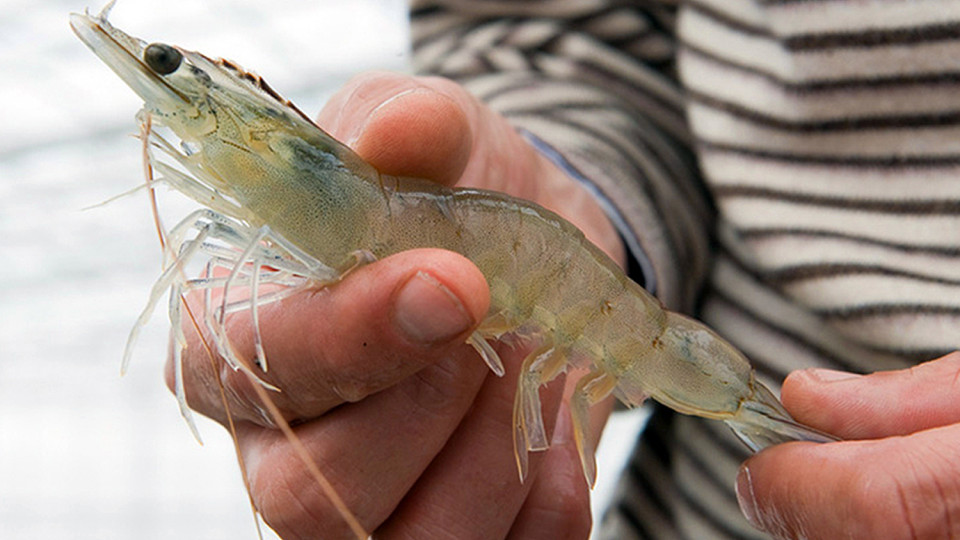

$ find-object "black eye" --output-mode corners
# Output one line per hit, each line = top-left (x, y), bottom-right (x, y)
(143, 43), (182, 75)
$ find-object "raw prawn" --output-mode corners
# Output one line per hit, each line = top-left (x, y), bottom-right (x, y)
(70, 4), (837, 537)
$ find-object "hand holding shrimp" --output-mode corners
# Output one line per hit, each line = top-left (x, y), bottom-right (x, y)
(737, 352), (960, 539)
(173, 72), (610, 539)
(70, 7), (838, 538)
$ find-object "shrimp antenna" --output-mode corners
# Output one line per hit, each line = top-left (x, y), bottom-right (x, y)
(81, 183), (151, 211)
(140, 113), (270, 537)
(139, 113), (367, 540)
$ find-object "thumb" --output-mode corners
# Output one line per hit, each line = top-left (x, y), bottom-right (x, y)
(736, 422), (960, 539)
(174, 248), (490, 425)
(735, 352), (960, 539)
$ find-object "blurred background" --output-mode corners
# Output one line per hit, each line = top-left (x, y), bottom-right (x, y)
(0, 1), (646, 538)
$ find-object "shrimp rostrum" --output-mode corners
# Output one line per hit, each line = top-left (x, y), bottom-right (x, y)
(71, 2), (836, 516)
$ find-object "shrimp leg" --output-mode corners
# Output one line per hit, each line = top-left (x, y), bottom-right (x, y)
(512, 344), (568, 481)
(467, 333), (506, 377)
(570, 369), (617, 488)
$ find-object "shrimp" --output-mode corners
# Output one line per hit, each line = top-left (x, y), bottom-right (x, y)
(71, 4), (837, 537)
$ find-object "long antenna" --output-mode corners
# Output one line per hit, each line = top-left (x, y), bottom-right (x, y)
(141, 114), (266, 538)
(139, 114), (367, 539)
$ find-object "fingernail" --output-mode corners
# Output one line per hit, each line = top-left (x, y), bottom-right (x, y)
(736, 464), (764, 531)
(807, 368), (862, 383)
(394, 271), (473, 344)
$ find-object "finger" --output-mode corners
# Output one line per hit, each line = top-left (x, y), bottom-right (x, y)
(169, 248), (489, 425)
(316, 71), (542, 192)
(782, 351), (960, 439)
(315, 72), (625, 265)
(235, 344), (490, 539)
(737, 424), (960, 539)
(506, 403), (592, 540)
(375, 345), (568, 539)
(316, 71), (473, 185)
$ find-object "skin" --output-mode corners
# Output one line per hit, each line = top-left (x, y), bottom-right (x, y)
(170, 71), (960, 539)
(170, 72), (622, 540)
(738, 351), (960, 539)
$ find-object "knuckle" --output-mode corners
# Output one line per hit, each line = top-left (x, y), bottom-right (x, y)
(888, 473), (948, 540)
(844, 442), (960, 540)
(403, 348), (481, 419)
(327, 374), (378, 403)
(251, 452), (359, 540)
(890, 441), (960, 539)
(835, 462), (919, 540)
(843, 468), (915, 539)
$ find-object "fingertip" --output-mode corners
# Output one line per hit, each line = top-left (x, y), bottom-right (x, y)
(315, 71), (402, 138)
(781, 368), (867, 436)
(316, 72), (473, 185)
(780, 369), (825, 414)
(399, 248), (489, 322)
(353, 87), (472, 185)
(295, 248), (489, 402)
(784, 353), (960, 440)
(391, 252), (489, 345)
(785, 368), (861, 397)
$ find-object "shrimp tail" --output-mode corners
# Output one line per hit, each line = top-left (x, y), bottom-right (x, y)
(725, 380), (839, 452)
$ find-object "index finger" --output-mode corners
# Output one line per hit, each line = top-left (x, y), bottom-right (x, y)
(316, 71), (474, 187)
(782, 351), (960, 439)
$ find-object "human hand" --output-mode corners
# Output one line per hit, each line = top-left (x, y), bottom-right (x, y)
(170, 72), (623, 539)
(736, 351), (960, 539)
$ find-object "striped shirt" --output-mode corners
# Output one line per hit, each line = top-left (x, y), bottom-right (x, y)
(411, 1), (960, 538)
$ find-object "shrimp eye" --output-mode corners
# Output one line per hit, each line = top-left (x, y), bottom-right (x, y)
(144, 43), (182, 75)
